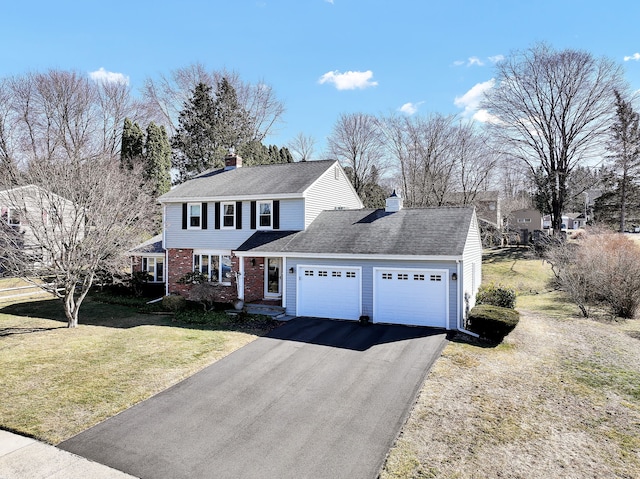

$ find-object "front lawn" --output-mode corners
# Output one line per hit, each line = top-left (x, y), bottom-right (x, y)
(381, 247), (640, 479)
(0, 297), (279, 444)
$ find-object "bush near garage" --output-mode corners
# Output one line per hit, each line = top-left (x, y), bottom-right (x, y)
(467, 304), (520, 342)
(475, 283), (516, 309)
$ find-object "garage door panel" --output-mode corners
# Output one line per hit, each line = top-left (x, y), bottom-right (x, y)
(297, 266), (361, 320)
(374, 269), (447, 327)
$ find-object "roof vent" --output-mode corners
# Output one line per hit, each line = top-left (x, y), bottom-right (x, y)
(224, 151), (243, 170)
(385, 190), (403, 213)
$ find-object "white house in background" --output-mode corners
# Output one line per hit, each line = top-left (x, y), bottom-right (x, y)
(133, 153), (483, 330)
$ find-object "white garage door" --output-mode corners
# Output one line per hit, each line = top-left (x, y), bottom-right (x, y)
(374, 268), (448, 327)
(297, 266), (361, 320)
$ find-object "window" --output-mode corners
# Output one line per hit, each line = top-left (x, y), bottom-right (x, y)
(222, 202), (235, 228)
(188, 203), (201, 229)
(332, 271), (342, 277)
(382, 273), (393, 280)
(318, 270), (328, 277)
(413, 274), (425, 281)
(304, 270), (314, 276)
(1, 207), (20, 226)
(193, 253), (232, 284)
(398, 273), (409, 280)
(430, 274), (442, 282)
(141, 257), (164, 282)
(258, 201), (272, 229)
(346, 271), (356, 278)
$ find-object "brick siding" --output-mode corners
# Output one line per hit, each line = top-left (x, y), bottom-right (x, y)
(243, 257), (265, 303)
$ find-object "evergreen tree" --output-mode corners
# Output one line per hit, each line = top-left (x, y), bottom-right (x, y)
(171, 82), (218, 182)
(120, 118), (144, 170)
(145, 122), (172, 197)
(607, 90), (640, 232)
(212, 77), (252, 152)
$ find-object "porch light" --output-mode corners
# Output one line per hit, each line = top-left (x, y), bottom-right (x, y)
(289, 267), (294, 274)
(250, 258), (255, 266)
(451, 272), (458, 281)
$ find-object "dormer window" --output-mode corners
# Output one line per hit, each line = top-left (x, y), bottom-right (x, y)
(1, 207), (20, 226)
(258, 201), (272, 229)
(188, 203), (201, 229)
(222, 202), (235, 228)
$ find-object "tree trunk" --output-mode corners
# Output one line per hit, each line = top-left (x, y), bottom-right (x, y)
(64, 290), (79, 328)
(620, 172), (627, 233)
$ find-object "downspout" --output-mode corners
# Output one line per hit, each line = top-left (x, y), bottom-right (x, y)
(237, 256), (245, 301)
(163, 204), (169, 297)
(456, 259), (479, 338)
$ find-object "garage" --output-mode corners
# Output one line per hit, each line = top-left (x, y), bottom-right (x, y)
(373, 268), (448, 327)
(297, 265), (361, 320)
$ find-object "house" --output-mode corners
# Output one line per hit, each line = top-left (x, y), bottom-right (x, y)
(509, 208), (544, 243)
(445, 190), (501, 246)
(143, 153), (482, 330)
(129, 234), (165, 283)
(0, 185), (76, 269)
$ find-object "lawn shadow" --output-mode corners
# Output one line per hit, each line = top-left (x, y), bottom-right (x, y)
(446, 331), (501, 348)
(0, 298), (279, 336)
(0, 326), (65, 337)
(483, 246), (534, 263)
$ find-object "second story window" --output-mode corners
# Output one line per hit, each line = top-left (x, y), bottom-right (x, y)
(222, 202), (235, 228)
(258, 201), (272, 229)
(188, 203), (201, 229)
(1, 207), (20, 226)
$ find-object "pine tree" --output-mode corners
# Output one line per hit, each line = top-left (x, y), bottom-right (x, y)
(607, 90), (640, 232)
(212, 77), (252, 152)
(145, 122), (172, 197)
(120, 118), (144, 170)
(171, 82), (218, 182)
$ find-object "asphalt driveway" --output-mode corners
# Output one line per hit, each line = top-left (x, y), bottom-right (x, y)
(59, 317), (447, 479)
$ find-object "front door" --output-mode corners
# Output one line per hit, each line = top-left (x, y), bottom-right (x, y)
(265, 257), (282, 298)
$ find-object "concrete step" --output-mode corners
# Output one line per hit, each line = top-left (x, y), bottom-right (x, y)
(245, 303), (285, 317)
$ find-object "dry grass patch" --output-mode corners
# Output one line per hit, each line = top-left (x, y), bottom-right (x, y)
(0, 298), (277, 444)
(381, 249), (640, 479)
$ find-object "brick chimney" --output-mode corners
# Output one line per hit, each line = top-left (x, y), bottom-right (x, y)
(385, 190), (403, 213)
(224, 151), (243, 170)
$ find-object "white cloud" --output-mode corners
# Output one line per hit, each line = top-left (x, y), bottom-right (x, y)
(468, 56), (484, 67)
(318, 70), (378, 90)
(453, 60), (465, 67)
(324, 0), (334, 3)
(624, 53), (640, 61)
(89, 67), (129, 85)
(454, 79), (495, 120)
(398, 101), (424, 115)
(488, 54), (504, 63)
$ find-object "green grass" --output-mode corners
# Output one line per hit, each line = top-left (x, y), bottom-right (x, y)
(0, 297), (279, 443)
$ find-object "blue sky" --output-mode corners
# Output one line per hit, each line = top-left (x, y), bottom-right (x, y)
(3, 0), (640, 156)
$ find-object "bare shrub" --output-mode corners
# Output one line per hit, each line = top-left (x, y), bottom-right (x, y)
(546, 230), (640, 318)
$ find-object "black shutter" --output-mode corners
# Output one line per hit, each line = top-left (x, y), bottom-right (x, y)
(214, 202), (220, 229)
(202, 202), (208, 229)
(250, 201), (256, 229)
(273, 200), (280, 230)
(182, 203), (187, 229)
(236, 201), (242, 229)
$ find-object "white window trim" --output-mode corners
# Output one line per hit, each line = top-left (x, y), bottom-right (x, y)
(193, 251), (233, 285)
(187, 202), (202, 230)
(221, 202), (235, 229)
(2, 206), (21, 226)
(257, 200), (273, 230)
(141, 256), (164, 283)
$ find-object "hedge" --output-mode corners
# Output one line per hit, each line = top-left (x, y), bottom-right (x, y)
(467, 304), (520, 342)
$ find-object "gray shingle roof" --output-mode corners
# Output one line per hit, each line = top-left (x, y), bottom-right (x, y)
(129, 234), (164, 254)
(159, 160), (337, 201)
(237, 206), (475, 257)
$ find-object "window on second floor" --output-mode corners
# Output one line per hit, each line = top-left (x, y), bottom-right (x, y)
(258, 201), (272, 229)
(188, 203), (201, 229)
(1, 206), (20, 226)
(222, 202), (235, 228)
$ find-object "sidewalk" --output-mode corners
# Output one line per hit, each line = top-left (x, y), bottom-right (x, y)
(0, 430), (136, 479)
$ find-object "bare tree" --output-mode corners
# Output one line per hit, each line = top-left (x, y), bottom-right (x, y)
(287, 132), (316, 162)
(482, 43), (623, 233)
(0, 159), (154, 327)
(141, 63), (285, 141)
(327, 113), (386, 195)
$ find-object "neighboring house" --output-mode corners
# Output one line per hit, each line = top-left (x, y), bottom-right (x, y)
(446, 191), (501, 229)
(137, 153), (482, 330)
(509, 209), (544, 244)
(542, 213), (585, 231)
(0, 185), (75, 266)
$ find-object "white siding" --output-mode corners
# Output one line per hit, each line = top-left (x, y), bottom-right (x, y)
(284, 257), (459, 329)
(462, 211), (483, 324)
(164, 198), (305, 250)
(304, 165), (363, 228)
